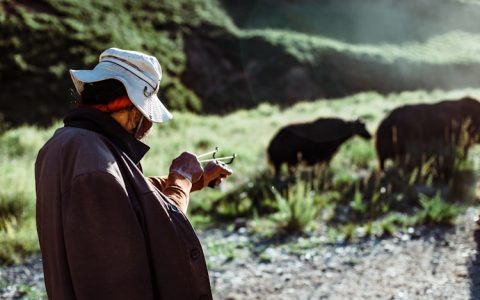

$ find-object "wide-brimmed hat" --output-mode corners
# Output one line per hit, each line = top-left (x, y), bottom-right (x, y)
(70, 48), (172, 123)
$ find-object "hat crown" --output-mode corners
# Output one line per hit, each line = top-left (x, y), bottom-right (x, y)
(99, 48), (162, 86)
(69, 47), (172, 123)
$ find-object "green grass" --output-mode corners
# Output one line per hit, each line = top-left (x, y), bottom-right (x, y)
(1, 89), (479, 263)
(417, 193), (461, 225)
(0, 218), (39, 265)
(0, 126), (55, 264)
(244, 29), (480, 65)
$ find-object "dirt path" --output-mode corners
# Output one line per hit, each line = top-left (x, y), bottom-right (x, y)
(209, 207), (480, 300)
(1, 208), (480, 299)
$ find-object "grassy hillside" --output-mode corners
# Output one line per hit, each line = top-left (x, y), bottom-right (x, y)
(3, 0), (480, 126)
(1, 89), (479, 263)
(222, 0), (480, 44)
(0, 0), (233, 125)
(184, 27), (480, 113)
(185, 0), (480, 111)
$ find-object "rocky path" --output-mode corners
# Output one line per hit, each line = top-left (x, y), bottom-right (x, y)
(2, 208), (480, 299)
(208, 207), (480, 300)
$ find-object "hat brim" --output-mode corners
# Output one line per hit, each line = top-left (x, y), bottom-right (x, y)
(70, 63), (172, 123)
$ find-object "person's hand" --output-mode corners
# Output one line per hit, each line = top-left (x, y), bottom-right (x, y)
(191, 161), (233, 192)
(168, 152), (203, 183)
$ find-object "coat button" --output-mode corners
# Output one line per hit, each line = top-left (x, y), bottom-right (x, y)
(198, 295), (209, 300)
(190, 248), (200, 260)
(169, 204), (179, 213)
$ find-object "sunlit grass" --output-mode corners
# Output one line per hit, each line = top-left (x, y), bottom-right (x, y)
(1, 89), (479, 263)
(245, 29), (480, 64)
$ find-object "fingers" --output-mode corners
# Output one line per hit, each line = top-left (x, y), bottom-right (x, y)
(205, 161), (233, 176)
(169, 152), (203, 183)
(203, 161), (233, 189)
(170, 152), (234, 191)
(207, 174), (228, 188)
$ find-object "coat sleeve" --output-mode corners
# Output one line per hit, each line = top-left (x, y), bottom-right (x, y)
(147, 175), (168, 191)
(62, 171), (154, 300)
(147, 174), (192, 214)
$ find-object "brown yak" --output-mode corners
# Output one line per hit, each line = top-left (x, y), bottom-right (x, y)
(267, 118), (372, 176)
(375, 96), (480, 175)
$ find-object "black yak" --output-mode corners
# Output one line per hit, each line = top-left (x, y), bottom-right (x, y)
(375, 96), (480, 176)
(267, 118), (372, 176)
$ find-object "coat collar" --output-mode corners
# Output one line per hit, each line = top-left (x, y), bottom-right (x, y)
(63, 106), (150, 164)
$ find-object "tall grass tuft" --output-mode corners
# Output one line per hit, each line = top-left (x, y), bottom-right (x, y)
(272, 178), (320, 233)
(0, 218), (38, 264)
(417, 193), (460, 225)
(0, 126), (49, 263)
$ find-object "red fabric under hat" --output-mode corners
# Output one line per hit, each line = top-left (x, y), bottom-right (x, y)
(92, 96), (133, 113)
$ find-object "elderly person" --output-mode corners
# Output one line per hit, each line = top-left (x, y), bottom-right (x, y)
(35, 48), (232, 300)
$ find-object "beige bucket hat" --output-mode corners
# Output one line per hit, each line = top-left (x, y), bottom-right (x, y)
(70, 48), (172, 123)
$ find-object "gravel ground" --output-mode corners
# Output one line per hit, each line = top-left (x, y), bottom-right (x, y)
(0, 257), (45, 299)
(1, 208), (480, 300)
(209, 208), (480, 300)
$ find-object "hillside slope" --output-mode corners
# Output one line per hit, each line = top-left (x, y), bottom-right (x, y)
(222, 0), (480, 44)
(0, 0), (231, 125)
(2, 0), (480, 125)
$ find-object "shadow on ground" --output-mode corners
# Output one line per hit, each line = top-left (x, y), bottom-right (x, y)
(469, 229), (480, 299)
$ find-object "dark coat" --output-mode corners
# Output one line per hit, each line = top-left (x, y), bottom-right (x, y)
(375, 96), (480, 172)
(267, 118), (371, 175)
(35, 107), (211, 300)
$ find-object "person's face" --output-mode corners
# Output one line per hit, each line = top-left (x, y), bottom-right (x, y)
(111, 107), (153, 140)
(128, 107), (153, 140)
